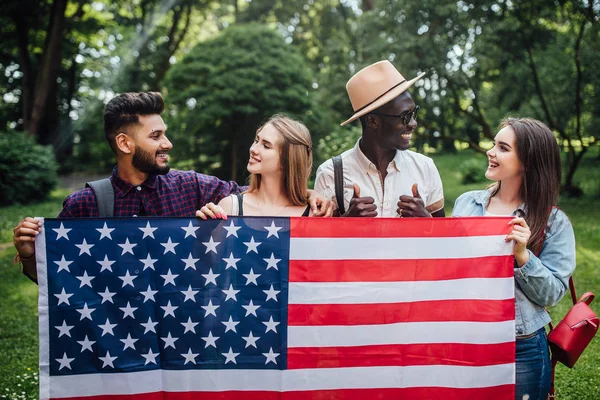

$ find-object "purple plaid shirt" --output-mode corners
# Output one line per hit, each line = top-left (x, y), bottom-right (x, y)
(58, 167), (244, 218)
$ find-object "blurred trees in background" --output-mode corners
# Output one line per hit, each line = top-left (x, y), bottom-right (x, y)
(0, 0), (598, 193)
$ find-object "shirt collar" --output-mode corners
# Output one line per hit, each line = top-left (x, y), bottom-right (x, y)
(474, 188), (527, 217)
(110, 166), (158, 198)
(353, 138), (401, 173)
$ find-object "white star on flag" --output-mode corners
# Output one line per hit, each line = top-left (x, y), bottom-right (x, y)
(160, 269), (178, 286)
(99, 351), (117, 368)
(201, 299), (219, 317)
(139, 254), (158, 270)
(181, 285), (198, 302)
(54, 255), (73, 273)
(75, 238), (94, 256)
(222, 347), (240, 364)
(161, 300), (178, 318)
(181, 253), (199, 270)
(242, 268), (260, 285)
(181, 317), (199, 334)
(182, 348), (199, 365)
(99, 287), (116, 304)
(119, 302), (138, 319)
(140, 285), (158, 303)
(139, 222), (158, 239)
(263, 316), (280, 333)
(55, 320), (74, 338)
(77, 335), (95, 352)
(53, 223), (71, 240)
(242, 331), (260, 348)
(242, 299), (260, 317)
(120, 333), (138, 351)
(118, 238), (137, 255)
(222, 284), (240, 302)
(263, 347), (280, 365)
(160, 237), (179, 254)
(142, 349), (159, 365)
(161, 332), (179, 349)
(263, 284), (280, 302)
(76, 270), (95, 288)
(222, 253), (241, 270)
(181, 221), (199, 238)
(202, 236), (221, 254)
(97, 255), (116, 272)
(264, 253), (281, 270)
(118, 270), (137, 287)
(141, 317), (158, 334)
(96, 222), (114, 240)
(264, 221), (282, 238)
(56, 353), (75, 370)
(99, 318), (117, 336)
(76, 303), (95, 321)
(223, 220), (241, 238)
(202, 268), (219, 285)
(54, 288), (73, 306)
(243, 236), (261, 254)
(201, 331), (219, 348)
(222, 316), (240, 333)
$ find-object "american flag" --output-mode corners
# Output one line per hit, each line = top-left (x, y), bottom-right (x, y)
(36, 216), (515, 399)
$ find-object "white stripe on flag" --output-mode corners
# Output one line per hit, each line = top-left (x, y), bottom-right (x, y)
(47, 364), (515, 397)
(289, 277), (514, 304)
(288, 320), (515, 347)
(35, 218), (50, 400)
(290, 235), (513, 260)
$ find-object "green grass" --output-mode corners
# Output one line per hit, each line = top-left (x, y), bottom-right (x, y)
(0, 156), (598, 399)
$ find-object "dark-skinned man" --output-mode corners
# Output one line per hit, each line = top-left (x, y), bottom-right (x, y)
(314, 61), (445, 218)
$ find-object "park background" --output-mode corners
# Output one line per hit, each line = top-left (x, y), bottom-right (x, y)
(0, 0), (598, 398)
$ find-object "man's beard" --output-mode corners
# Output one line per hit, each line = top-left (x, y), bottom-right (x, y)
(132, 147), (170, 175)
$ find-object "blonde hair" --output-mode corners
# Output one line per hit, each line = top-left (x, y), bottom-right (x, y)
(248, 114), (312, 206)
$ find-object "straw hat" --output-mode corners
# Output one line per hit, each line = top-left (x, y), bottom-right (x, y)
(341, 60), (425, 126)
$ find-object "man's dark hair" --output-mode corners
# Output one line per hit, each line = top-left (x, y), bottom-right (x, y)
(104, 92), (165, 153)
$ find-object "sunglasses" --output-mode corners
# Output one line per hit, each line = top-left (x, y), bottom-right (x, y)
(372, 105), (420, 126)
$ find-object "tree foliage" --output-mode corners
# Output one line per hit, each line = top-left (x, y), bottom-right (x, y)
(0, 0), (598, 194)
(164, 23), (312, 181)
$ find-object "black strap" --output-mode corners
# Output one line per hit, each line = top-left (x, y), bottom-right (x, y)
(235, 193), (244, 216)
(332, 155), (345, 215)
(302, 205), (311, 217)
(86, 178), (115, 217)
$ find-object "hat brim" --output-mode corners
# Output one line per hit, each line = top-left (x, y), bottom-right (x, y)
(340, 72), (426, 126)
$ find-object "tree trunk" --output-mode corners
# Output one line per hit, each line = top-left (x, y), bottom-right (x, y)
(27, 0), (68, 138)
(14, 12), (34, 132)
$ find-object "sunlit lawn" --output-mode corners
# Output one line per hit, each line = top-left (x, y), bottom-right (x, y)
(0, 153), (598, 399)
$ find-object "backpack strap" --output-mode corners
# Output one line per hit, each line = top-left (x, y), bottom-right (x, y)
(235, 193), (244, 216)
(86, 178), (115, 217)
(332, 155), (345, 216)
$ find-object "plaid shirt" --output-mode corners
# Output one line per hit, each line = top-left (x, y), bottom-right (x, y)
(58, 167), (244, 218)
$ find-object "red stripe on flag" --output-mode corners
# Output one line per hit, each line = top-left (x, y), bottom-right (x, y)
(288, 299), (515, 325)
(287, 342), (516, 369)
(289, 256), (514, 282)
(290, 217), (513, 238)
(55, 385), (514, 400)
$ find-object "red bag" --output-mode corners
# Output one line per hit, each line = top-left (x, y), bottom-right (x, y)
(547, 288), (598, 368)
(547, 279), (598, 399)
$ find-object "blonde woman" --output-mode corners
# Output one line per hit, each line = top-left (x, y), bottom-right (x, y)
(197, 114), (313, 218)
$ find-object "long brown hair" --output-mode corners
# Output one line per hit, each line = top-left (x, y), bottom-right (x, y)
(247, 114), (312, 206)
(489, 118), (561, 254)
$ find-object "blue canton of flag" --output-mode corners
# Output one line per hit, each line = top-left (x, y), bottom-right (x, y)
(39, 217), (289, 377)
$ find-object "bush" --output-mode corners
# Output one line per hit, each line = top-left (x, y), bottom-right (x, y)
(459, 158), (489, 184)
(0, 131), (59, 206)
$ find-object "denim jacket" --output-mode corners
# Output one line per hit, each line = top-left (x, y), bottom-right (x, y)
(452, 190), (576, 335)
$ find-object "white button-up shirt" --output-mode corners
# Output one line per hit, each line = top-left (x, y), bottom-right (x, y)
(314, 139), (445, 217)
